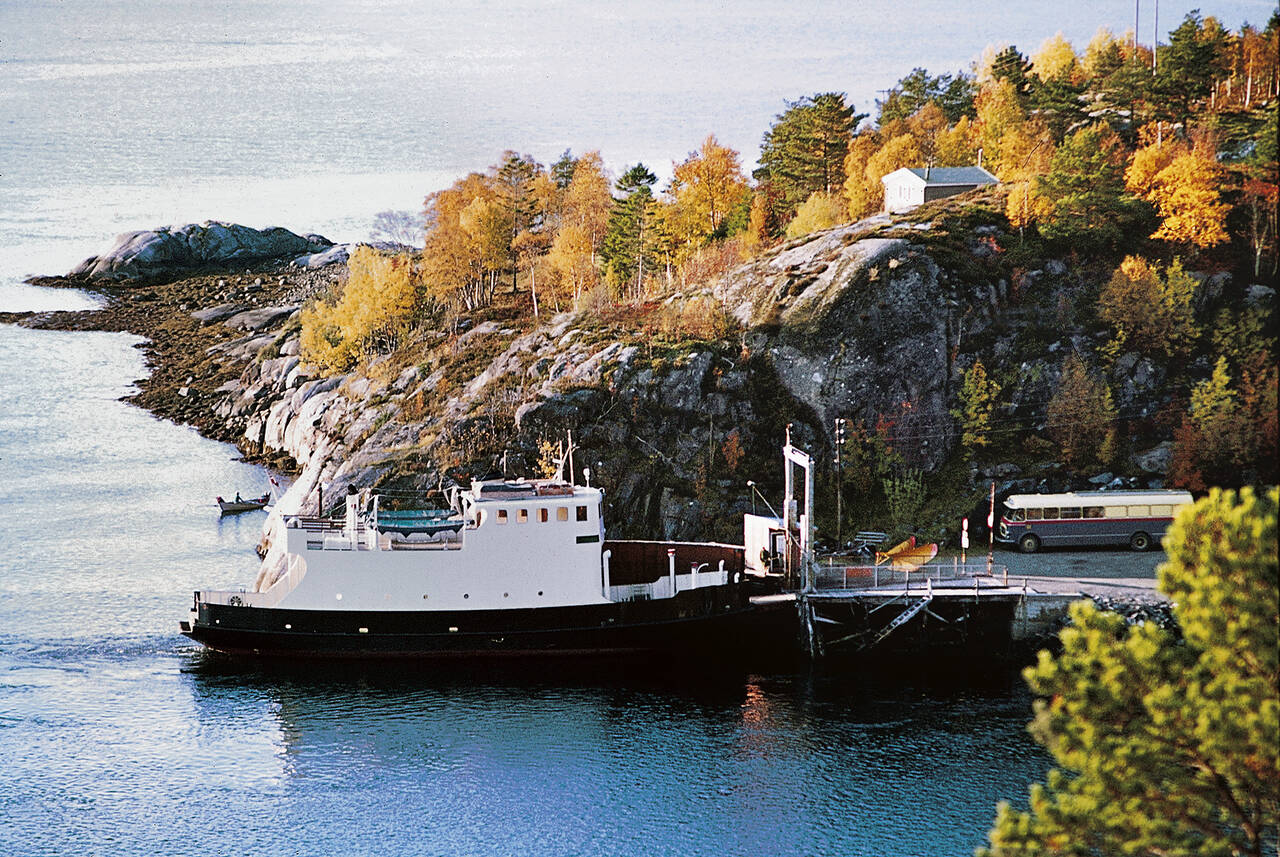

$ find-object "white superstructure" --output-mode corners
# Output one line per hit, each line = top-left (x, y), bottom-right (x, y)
(200, 478), (731, 614)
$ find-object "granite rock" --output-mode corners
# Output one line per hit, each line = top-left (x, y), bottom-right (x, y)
(71, 221), (331, 283)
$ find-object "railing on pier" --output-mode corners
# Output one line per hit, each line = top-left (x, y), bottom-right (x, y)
(812, 558), (1009, 592)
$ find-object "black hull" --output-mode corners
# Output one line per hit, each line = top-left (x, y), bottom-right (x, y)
(183, 585), (794, 659)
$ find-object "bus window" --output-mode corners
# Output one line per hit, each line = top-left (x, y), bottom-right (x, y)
(1104, 506), (1126, 518)
(1129, 505), (1149, 517)
(1041, 507), (1060, 519)
(1026, 508), (1042, 520)
(1011, 508), (1025, 522)
(1151, 505), (1172, 516)
(1061, 507), (1082, 519)
(1084, 506), (1104, 518)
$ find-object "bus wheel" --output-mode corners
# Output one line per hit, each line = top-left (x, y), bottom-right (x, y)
(1018, 533), (1041, 554)
(1130, 532), (1152, 552)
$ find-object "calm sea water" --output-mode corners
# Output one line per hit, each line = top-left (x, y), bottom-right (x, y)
(11, 1), (1270, 853)
(0, 296), (1050, 856)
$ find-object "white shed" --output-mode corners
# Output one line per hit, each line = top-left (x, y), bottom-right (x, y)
(881, 166), (999, 213)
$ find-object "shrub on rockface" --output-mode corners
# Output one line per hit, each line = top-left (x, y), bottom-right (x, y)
(301, 246), (420, 374)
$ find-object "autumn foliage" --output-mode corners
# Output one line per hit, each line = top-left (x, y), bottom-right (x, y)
(1097, 255), (1199, 361)
(301, 246), (420, 372)
(293, 13), (1275, 523)
(1046, 353), (1117, 469)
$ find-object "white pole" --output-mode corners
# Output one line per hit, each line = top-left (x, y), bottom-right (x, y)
(1152, 0), (1159, 71)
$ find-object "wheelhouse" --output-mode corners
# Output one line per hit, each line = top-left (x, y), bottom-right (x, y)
(997, 489), (1193, 553)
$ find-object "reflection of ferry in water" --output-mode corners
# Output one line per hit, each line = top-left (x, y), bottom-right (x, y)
(181, 476), (776, 658)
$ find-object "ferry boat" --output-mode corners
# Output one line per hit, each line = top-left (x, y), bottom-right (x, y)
(181, 477), (769, 658)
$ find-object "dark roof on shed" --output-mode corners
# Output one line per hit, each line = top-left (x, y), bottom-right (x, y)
(904, 166), (998, 186)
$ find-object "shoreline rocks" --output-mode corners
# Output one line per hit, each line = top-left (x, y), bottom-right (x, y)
(68, 221), (333, 284)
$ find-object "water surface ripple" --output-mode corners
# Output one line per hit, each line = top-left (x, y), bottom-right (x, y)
(0, 311), (1050, 856)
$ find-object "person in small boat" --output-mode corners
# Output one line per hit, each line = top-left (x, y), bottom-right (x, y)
(235, 492), (242, 503)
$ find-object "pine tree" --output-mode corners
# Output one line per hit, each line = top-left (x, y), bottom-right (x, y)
(495, 151), (542, 291)
(550, 149), (577, 190)
(1155, 12), (1230, 126)
(756, 93), (864, 220)
(600, 163), (658, 298)
(877, 67), (976, 125)
(990, 45), (1034, 104)
(1036, 124), (1149, 248)
(982, 487), (1280, 857)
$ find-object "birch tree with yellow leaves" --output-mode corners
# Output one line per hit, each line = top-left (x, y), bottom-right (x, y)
(668, 135), (750, 245)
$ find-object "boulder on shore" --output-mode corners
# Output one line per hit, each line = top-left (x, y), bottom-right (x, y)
(70, 221), (332, 283)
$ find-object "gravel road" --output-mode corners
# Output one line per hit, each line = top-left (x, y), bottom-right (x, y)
(992, 546), (1167, 580)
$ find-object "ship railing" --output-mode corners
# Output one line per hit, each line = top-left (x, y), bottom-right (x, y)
(198, 555), (304, 609)
(287, 515), (347, 533)
(294, 521), (376, 551)
(198, 587), (286, 609)
(812, 560), (1009, 592)
(609, 568), (729, 602)
(379, 530), (463, 551)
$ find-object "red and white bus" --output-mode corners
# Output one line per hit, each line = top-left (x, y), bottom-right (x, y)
(996, 490), (1193, 553)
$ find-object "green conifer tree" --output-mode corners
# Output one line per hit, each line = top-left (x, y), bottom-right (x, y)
(756, 93), (865, 220)
(981, 487), (1279, 857)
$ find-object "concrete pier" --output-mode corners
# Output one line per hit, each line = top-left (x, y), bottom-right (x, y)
(783, 559), (1168, 658)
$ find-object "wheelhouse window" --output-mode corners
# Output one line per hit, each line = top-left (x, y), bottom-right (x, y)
(556, 507), (569, 522)
(576, 505), (588, 522)
(516, 509), (528, 523)
(496, 509), (508, 524)
(538, 508), (548, 523)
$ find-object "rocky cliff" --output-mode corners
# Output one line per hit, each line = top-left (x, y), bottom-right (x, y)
(197, 210), (1002, 545)
(18, 192), (1219, 552)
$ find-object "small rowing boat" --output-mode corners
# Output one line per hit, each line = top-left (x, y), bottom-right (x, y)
(217, 493), (270, 515)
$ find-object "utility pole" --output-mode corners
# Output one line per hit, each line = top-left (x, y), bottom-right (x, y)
(1134, 0), (1140, 50)
(987, 481), (996, 575)
(834, 418), (847, 549)
(1152, 0), (1160, 72)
